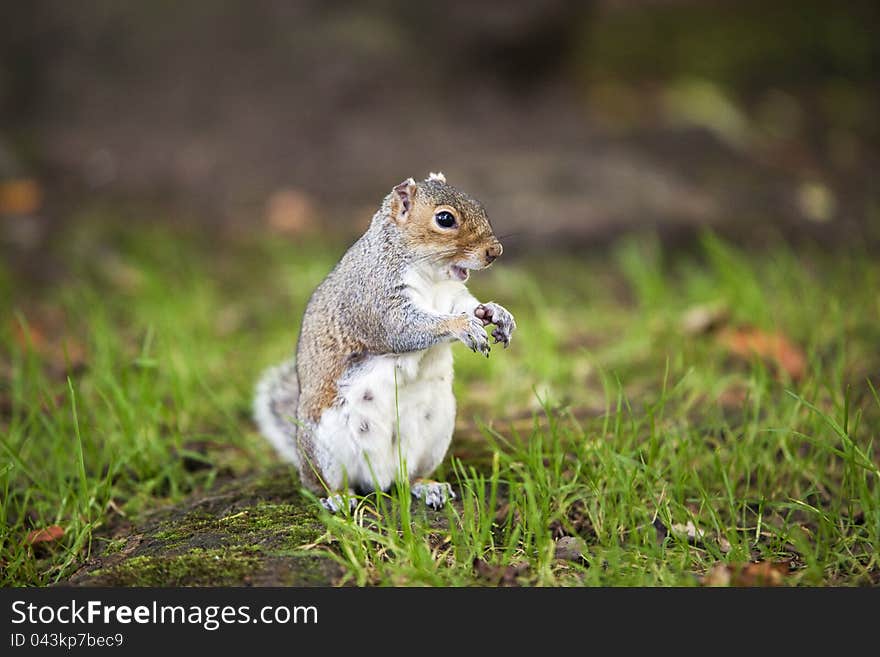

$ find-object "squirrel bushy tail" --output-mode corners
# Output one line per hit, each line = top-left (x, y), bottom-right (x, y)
(253, 358), (301, 467)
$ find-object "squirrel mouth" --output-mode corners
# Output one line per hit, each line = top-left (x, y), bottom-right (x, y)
(451, 265), (470, 281)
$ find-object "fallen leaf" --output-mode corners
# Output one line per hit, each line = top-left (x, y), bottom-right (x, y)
(702, 561), (792, 587)
(265, 188), (317, 235)
(25, 525), (65, 546)
(681, 302), (729, 335)
(0, 178), (42, 215)
(717, 326), (806, 380)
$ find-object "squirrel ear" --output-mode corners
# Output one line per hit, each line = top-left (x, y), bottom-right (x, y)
(391, 177), (416, 224)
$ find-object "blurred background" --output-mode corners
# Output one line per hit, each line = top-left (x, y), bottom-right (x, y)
(2, 0), (878, 257)
(3, 1), (880, 588)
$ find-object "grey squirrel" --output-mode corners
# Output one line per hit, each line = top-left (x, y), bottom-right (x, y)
(253, 172), (516, 511)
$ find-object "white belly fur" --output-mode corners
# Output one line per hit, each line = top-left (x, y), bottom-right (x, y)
(310, 268), (471, 493)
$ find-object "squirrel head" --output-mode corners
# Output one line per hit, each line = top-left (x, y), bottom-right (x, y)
(386, 173), (502, 282)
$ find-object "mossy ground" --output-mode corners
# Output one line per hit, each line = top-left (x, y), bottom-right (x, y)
(67, 469), (342, 587)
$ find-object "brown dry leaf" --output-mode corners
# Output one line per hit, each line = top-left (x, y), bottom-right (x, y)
(717, 326), (806, 380)
(25, 525), (65, 546)
(0, 178), (42, 215)
(265, 188), (317, 235)
(702, 561), (792, 587)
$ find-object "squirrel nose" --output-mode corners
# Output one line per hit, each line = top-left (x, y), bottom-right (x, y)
(485, 242), (503, 263)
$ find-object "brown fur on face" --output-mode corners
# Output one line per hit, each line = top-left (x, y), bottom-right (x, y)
(391, 177), (502, 270)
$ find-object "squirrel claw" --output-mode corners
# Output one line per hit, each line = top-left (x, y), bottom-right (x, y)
(459, 314), (490, 357)
(477, 302), (516, 349)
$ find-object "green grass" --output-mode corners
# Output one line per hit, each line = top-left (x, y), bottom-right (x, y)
(1, 210), (878, 586)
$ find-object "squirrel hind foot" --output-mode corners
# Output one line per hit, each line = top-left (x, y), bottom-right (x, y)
(411, 480), (456, 510)
(320, 491), (357, 514)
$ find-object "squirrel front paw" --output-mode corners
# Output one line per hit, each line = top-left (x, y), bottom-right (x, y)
(474, 302), (516, 348)
(454, 314), (490, 357)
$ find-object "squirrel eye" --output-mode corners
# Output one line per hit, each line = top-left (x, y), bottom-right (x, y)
(434, 210), (457, 229)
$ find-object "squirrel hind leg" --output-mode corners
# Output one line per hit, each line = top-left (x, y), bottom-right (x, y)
(253, 358), (302, 467)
